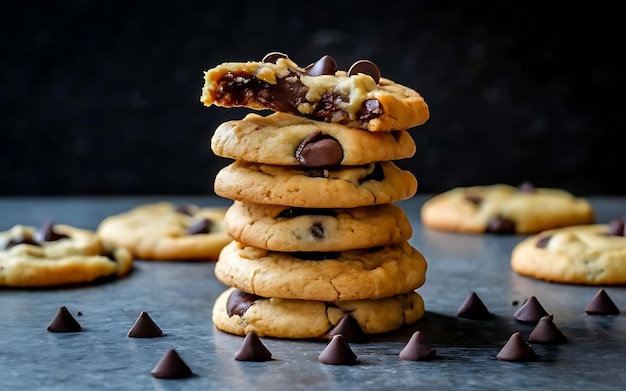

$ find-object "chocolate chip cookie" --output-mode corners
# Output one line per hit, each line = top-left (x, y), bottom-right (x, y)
(97, 202), (231, 261)
(0, 221), (133, 287)
(224, 201), (412, 252)
(511, 215), (626, 285)
(214, 240), (427, 301)
(214, 161), (417, 208)
(201, 53), (429, 132)
(420, 183), (594, 234)
(211, 112), (416, 167)
(212, 287), (425, 339)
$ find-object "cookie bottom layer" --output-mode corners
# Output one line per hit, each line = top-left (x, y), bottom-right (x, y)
(212, 287), (425, 339)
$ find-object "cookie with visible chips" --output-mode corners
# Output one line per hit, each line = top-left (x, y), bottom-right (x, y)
(214, 240), (427, 301)
(0, 220), (133, 287)
(97, 202), (231, 261)
(225, 201), (412, 252)
(420, 183), (594, 234)
(212, 287), (425, 339)
(201, 53), (429, 132)
(511, 215), (626, 285)
(211, 111), (416, 167)
(214, 160), (417, 208)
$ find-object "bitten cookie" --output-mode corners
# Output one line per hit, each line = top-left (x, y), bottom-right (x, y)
(201, 53), (429, 132)
(211, 112), (416, 167)
(224, 201), (412, 252)
(420, 183), (594, 234)
(511, 216), (626, 285)
(0, 221), (133, 287)
(97, 202), (231, 261)
(212, 287), (425, 339)
(214, 161), (417, 208)
(214, 240), (427, 301)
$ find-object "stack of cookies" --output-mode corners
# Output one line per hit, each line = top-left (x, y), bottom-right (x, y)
(201, 53), (430, 339)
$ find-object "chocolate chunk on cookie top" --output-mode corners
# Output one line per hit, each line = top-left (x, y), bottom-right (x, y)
(201, 53), (429, 132)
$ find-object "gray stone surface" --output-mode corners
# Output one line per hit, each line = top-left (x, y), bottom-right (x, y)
(1, 195), (625, 390)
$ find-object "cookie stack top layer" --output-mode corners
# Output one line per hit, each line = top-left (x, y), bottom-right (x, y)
(201, 53), (429, 132)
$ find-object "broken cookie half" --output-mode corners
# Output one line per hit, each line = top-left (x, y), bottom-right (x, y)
(200, 52), (429, 132)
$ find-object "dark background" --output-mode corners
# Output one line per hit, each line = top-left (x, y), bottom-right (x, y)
(1, 1), (625, 196)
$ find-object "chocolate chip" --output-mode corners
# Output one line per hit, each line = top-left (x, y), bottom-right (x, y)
(175, 204), (194, 216)
(496, 332), (537, 362)
(226, 289), (261, 317)
(304, 168), (328, 178)
(535, 235), (552, 248)
(311, 223), (324, 239)
(348, 60), (381, 84)
(304, 55), (337, 76)
(5, 233), (40, 250)
(234, 332), (273, 362)
(486, 215), (516, 234)
(464, 194), (483, 206)
(35, 219), (69, 243)
(356, 99), (383, 121)
(518, 181), (535, 193)
(295, 130), (343, 168)
(277, 208), (337, 219)
(128, 312), (163, 338)
(358, 163), (385, 184)
(456, 291), (492, 321)
(151, 349), (193, 379)
(399, 331), (436, 361)
(328, 315), (366, 343)
(607, 215), (626, 236)
(514, 296), (549, 323)
(318, 334), (358, 365)
(528, 315), (567, 344)
(585, 289), (620, 315)
(47, 306), (81, 333)
(262, 51), (288, 63)
(185, 218), (212, 235)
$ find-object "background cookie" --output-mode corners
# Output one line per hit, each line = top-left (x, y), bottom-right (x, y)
(225, 201), (412, 252)
(511, 221), (626, 285)
(214, 241), (427, 301)
(97, 202), (231, 261)
(0, 222), (133, 287)
(211, 112), (416, 166)
(420, 183), (594, 234)
(212, 287), (425, 339)
(214, 161), (417, 208)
